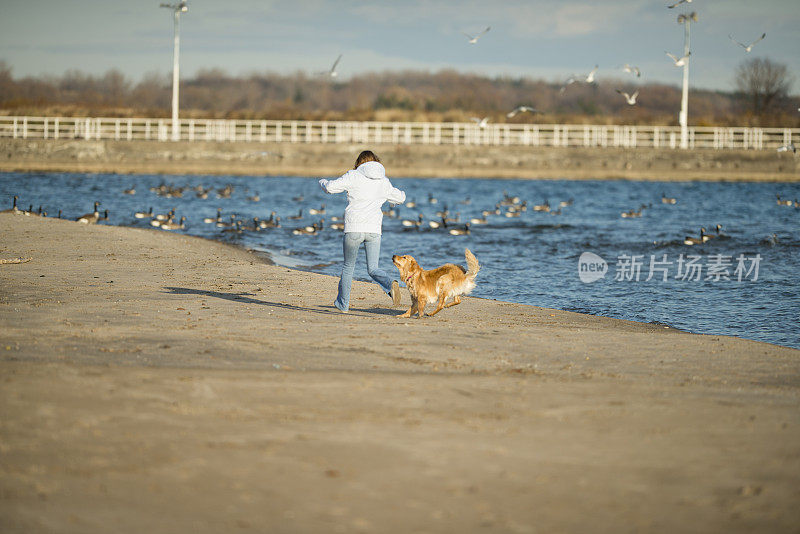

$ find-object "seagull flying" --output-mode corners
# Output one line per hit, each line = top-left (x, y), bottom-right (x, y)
(559, 77), (577, 94)
(471, 117), (489, 128)
(622, 64), (641, 78)
(585, 65), (599, 83)
(616, 89), (639, 105)
(667, 0), (691, 8)
(506, 106), (539, 118)
(666, 51), (691, 67)
(463, 26), (490, 44)
(319, 54), (342, 78)
(729, 33), (766, 53)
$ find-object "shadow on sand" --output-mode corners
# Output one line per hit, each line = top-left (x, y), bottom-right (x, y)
(163, 286), (399, 317)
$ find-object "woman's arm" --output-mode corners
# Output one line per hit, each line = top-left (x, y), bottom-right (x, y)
(319, 171), (353, 194)
(384, 180), (406, 206)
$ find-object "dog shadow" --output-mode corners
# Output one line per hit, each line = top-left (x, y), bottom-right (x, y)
(163, 287), (399, 317)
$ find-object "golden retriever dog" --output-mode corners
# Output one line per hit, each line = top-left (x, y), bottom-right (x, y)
(391, 249), (480, 318)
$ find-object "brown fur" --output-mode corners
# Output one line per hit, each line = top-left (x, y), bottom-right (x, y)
(391, 249), (480, 318)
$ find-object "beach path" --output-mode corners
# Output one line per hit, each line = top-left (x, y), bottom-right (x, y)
(1, 212), (799, 533)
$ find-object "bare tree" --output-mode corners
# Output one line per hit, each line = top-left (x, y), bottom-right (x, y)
(734, 57), (792, 115)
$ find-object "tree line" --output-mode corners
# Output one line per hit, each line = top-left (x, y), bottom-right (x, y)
(0, 59), (795, 127)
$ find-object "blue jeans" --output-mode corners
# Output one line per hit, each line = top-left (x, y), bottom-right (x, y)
(335, 232), (394, 312)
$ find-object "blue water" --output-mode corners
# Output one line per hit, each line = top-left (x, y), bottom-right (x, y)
(2, 172), (799, 349)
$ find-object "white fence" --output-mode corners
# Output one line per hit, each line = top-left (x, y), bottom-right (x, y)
(0, 116), (796, 150)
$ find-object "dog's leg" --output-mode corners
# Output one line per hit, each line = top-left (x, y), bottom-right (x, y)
(398, 296), (416, 318)
(443, 295), (461, 309)
(427, 293), (448, 316)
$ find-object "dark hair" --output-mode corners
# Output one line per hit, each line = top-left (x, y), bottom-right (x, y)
(354, 150), (380, 169)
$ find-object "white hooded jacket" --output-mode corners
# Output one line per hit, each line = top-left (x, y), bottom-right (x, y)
(319, 161), (406, 234)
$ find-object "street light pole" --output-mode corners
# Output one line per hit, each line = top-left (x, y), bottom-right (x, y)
(677, 12), (697, 150)
(160, 1), (188, 142)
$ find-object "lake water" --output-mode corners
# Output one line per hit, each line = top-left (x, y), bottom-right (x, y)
(2, 171), (798, 349)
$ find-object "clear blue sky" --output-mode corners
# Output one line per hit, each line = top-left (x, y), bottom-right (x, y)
(1, 0), (798, 92)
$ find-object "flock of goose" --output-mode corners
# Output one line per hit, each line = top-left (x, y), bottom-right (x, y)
(3, 184), (796, 248)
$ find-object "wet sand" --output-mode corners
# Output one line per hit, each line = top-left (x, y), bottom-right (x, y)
(1, 212), (799, 533)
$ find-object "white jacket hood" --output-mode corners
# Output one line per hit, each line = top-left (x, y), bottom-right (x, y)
(357, 161), (386, 180)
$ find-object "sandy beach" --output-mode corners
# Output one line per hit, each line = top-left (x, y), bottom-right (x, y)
(1, 212), (799, 533)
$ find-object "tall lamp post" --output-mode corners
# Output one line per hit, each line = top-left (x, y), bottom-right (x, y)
(677, 11), (697, 149)
(160, 1), (188, 141)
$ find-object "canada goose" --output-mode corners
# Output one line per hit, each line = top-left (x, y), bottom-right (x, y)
(134, 207), (153, 219)
(287, 209), (303, 220)
(405, 198), (417, 208)
(308, 204), (326, 215)
(155, 209), (174, 222)
(703, 224), (723, 242)
(292, 194), (305, 202)
(470, 215), (488, 225)
(428, 217), (447, 229)
(482, 204), (501, 217)
(57, 210), (62, 219)
(460, 196), (472, 205)
(684, 228), (706, 245)
(500, 192), (521, 206)
(160, 216), (186, 231)
(330, 222), (344, 231)
(216, 185), (233, 199)
(292, 220), (322, 235)
(435, 206), (450, 218)
(98, 210), (109, 222)
(382, 206), (399, 218)
(247, 192), (261, 202)
(551, 208), (562, 216)
(123, 186), (136, 195)
(449, 223), (470, 236)
(0, 196), (22, 214)
(620, 209), (642, 218)
(259, 215), (281, 229)
(444, 212), (460, 224)
(559, 198), (574, 207)
(428, 193), (438, 204)
(504, 209), (521, 218)
(532, 201), (550, 212)
(661, 193), (677, 204)
(221, 220), (243, 234)
(195, 187), (210, 199)
(242, 217), (261, 232)
(402, 214), (424, 228)
(203, 208), (222, 224)
(76, 202), (101, 224)
(216, 214), (237, 228)
(776, 194), (793, 206)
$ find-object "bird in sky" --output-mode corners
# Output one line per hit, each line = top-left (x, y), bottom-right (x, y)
(463, 26), (491, 44)
(318, 54), (342, 78)
(729, 33), (766, 53)
(559, 77), (577, 94)
(667, 0), (691, 8)
(666, 51), (691, 67)
(506, 106), (540, 118)
(622, 64), (641, 78)
(616, 89), (639, 105)
(584, 65), (599, 83)
(471, 117), (489, 128)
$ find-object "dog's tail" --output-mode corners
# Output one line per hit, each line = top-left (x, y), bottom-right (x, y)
(465, 248), (480, 280)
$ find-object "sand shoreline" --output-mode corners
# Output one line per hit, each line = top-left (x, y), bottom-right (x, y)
(1, 213), (799, 533)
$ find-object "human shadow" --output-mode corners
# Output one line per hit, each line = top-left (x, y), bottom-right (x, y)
(163, 287), (398, 317)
